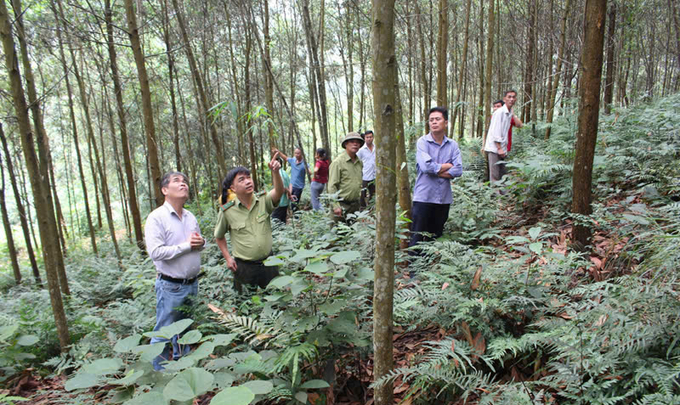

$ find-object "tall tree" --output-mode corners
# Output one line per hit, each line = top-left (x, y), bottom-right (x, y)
(0, 124), (21, 284)
(371, 0), (398, 403)
(104, 0), (144, 248)
(0, 128), (40, 284)
(436, 0), (449, 106)
(603, 2), (617, 114)
(0, 0), (70, 348)
(545, 0), (571, 139)
(456, 0), (472, 139)
(123, 0), (163, 208)
(572, 0), (608, 247)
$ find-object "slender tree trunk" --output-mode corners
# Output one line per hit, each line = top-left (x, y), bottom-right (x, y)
(416, 4), (430, 133)
(371, 0), (397, 402)
(522, 0), (536, 123)
(105, 0), (144, 249)
(395, 88), (412, 249)
(481, 0), (495, 180)
(161, 0), (181, 172)
(0, 124), (21, 284)
(0, 0), (70, 348)
(457, 0), (472, 140)
(603, 2), (617, 114)
(0, 129), (40, 284)
(262, 0), (276, 150)
(52, 0), (98, 257)
(345, 3), (354, 132)
(436, 0), (448, 106)
(123, 0), (163, 208)
(545, 0), (571, 139)
(572, 0), (607, 248)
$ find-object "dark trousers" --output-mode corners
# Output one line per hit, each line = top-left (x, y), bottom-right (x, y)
(331, 200), (361, 225)
(408, 202), (450, 255)
(360, 180), (376, 208)
(272, 205), (288, 224)
(291, 187), (303, 211)
(234, 258), (280, 293)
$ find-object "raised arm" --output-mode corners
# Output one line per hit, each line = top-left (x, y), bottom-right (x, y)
(268, 153), (284, 206)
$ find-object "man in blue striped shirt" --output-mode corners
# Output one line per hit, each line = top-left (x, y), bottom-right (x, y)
(409, 107), (463, 261)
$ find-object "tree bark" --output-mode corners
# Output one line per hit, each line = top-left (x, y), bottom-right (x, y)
(123, 0), (163, 208)
(161, 0), (181, 172)
(481, 0), (494, 180)
(371, 0), (398, 402)
(545, 0), (571, 139)
(0, 0), (70, 349)
(104, 0), (144, 249)
(456, 0), (472, 140)
(522, 0), (536, 123)
(436, 0), (448, 106)
(572, 0), (607, 248)
(395, 88), (412, 250)
(0, 124), (21, 284)
(603, 2), (617, 114)
(52, 0), (98, 258)
(0, 128), (40, 284)
(262, 0), (276, 150)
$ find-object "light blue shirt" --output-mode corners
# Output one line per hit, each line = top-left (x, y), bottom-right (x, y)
(288, 157), (308, 189)
(412, 133), (463, 205)
(357, 144), (376, 181)
(145, 201), (203, 279)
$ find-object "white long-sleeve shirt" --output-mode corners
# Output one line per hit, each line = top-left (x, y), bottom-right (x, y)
(145, 201), (203, 279)
(484, 105), (513, 153)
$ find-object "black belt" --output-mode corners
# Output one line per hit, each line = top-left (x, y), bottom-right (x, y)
(159, 273), (201, 284)
(235, 257), (265, 266)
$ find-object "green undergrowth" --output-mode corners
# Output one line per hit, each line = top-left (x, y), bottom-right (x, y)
(0, 95), (679, 404)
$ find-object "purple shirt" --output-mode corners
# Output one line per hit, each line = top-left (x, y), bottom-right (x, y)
(413, 133), (463, 205)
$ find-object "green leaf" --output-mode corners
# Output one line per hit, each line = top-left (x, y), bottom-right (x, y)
(263, 256), (285, 266)
(178, 330), (202, 345)
(210, 333), (237, 347)
(131, 343), (165, 363)
(16, 335), (39, 346)
(622, 213), (650, 225)
(355, 267), (374, 280)
(295, 391), (308, 403)
(186, 341), (216, 361)
(114, 334), (142, 353)
(163, 367), (214, 401)
(210, 386), (255, 405)
(505, 236), (530, 244)
(82, 358), (123, 376)
(144, 319), (194, 340)
(0, 324), (18, 341)
(268, 275), (295, 289)
(290, 248), (319, 263)
(108, 369), (145, 386)
(319, 300), (346, 315)
(213, 372), (235, 389)
(333, 268), (348, 278)
(528, 227), (541, 240)
(65, 373), (99, 391)
(330, 251), (361, 264)
(290, 280), (309, 297)
(529, 242), (543, 254)
(242, 380), (273, 394)
(300, 379), (330, 389)
(123, 391), (168, 405)
(305, 261), (329, 275)
(161, 356), (195, 371)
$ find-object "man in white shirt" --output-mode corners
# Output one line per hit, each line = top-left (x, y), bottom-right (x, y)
(145, 171), (204, 371)
(357, 130), (376, 208)
(484, 90), (518, 182)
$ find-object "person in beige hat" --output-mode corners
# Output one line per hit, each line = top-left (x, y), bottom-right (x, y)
(327, 132), (364, 222)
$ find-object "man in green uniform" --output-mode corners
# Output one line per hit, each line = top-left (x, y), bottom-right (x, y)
(215, 154), (284, 292)
(328, 132), (364, 223)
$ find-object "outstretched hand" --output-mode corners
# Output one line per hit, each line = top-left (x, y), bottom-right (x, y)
(269, 151), (281, 172)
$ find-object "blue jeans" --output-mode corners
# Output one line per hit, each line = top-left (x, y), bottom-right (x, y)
(310, 181), (325, 211)
(151, 278), (198, 371)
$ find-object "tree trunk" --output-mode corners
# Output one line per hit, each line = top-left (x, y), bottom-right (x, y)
(52, 0), (98, 257)
(545, 0), (571, 139)
(0, 124), (21, 284)
(572, 0), (607, 248)
(0, 0), (70, 349)
(161, 0), (181, 172)
(0, 128), (40, 284)
(104, 0), (144, 249)
(522, 0), (536, 123)
(457, 0), (472, 140)
(371, 0), (397, 402)
(416, 4), (430, 134)
(123, 0), (163, 208)
(395, 88), (412, 250)
(603, 2), (617, 114)
(262, 0), (276, 150)
(436, 0), (448, 106)
(481, 0), (494, 180)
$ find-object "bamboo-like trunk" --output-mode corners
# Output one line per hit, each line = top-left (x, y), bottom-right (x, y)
(545, 0), (571, 139)
(0, 0), (70, 349)
(0, 124), (21, 284)
(436, 0), (448, 107)
(572, 0), (608, 247)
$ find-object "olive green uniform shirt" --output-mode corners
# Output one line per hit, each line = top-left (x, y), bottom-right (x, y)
(327, 151), (363, 209)
(214, 193), (277, 262)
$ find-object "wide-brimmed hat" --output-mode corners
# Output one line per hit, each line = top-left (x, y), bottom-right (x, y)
(341, 132), (365, 148)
